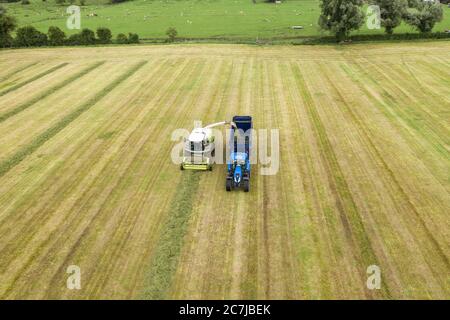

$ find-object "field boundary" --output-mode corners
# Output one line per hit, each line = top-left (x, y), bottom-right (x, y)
(140, 33), (450, 46)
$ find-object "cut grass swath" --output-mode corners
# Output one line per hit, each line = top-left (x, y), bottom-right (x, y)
(0, 63), (69, 97)
(0, 61), (106, 124)
(0, 62), (39, 83)
(0, 61), (147, 179)
(142, 172), (201, 299)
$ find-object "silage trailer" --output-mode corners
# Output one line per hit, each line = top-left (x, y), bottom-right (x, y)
(226, 116), (253, 192)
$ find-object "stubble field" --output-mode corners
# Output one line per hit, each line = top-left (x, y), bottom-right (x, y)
(0, 42), (449, 299)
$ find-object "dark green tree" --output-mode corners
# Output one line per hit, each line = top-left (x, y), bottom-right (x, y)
(319, 0), (365, 42)
(166, 27), (177, 42)
(370, 0), (408, 34)
(128, 32), (139, 44)
(116, 33), (128, 44)
(14, 26), (48, 47)
(79, 28), (96, 45)
(96, 27), (112, 44)
(48, 26), (66, 46)
(0, 5), (17, 47)
(404, 0), (444, 33)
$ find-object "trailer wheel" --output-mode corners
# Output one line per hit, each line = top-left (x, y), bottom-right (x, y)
(180, 164), (184, 171)
(226, 179), (232, 192)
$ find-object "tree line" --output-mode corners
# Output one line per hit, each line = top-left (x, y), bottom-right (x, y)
(0, 6), (139, 48)
(0, 0), (447, 47)
(319, 0), (445, 42)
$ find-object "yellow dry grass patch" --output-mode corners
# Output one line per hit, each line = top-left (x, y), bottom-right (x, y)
(0, 42), (448, 299)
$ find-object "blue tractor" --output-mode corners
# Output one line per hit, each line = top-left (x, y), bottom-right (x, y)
(226, 116), (252, 192)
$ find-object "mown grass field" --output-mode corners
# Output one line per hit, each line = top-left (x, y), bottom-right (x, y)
(3, 0), (450, 39)
(0, 42), (449, 299)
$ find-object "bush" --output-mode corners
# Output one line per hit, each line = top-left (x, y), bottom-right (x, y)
(96, 27), (112, 44)
(48, 26), (66, 46)
(55, 0), (65, 4)
(404, 1), (444, 33)
(319, 0), (365, 41)
(110, 0), (127, 3)
(0, 5), (17, 47)
(66, 28), (96, 45)
(14, 26), (47, 47)
(66, 33), (81, 45)
(79, 28), (96, 44)
(0, 33), (14, 47)
(79, 0), (85, 5)
(116, 33), (128, 44)
(166, 27), (177, 42)
(128, 32), (139, 44)
(21, 0), (30, 4)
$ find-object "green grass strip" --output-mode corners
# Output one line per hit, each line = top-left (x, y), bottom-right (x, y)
(142, 173), (201, 299)
(291, 63), (391, 298)
(0, 63), (69, 97)
(0, 61), (106, 124)
(0, 60), (147, 178)
(0, 62), (39, 83)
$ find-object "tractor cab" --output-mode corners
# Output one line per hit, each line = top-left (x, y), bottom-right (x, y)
(229, 152), (249, 186)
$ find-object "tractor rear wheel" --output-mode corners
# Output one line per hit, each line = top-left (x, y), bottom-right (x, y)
(226, 179), (232, 192)
(243, 179), (250, 192)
